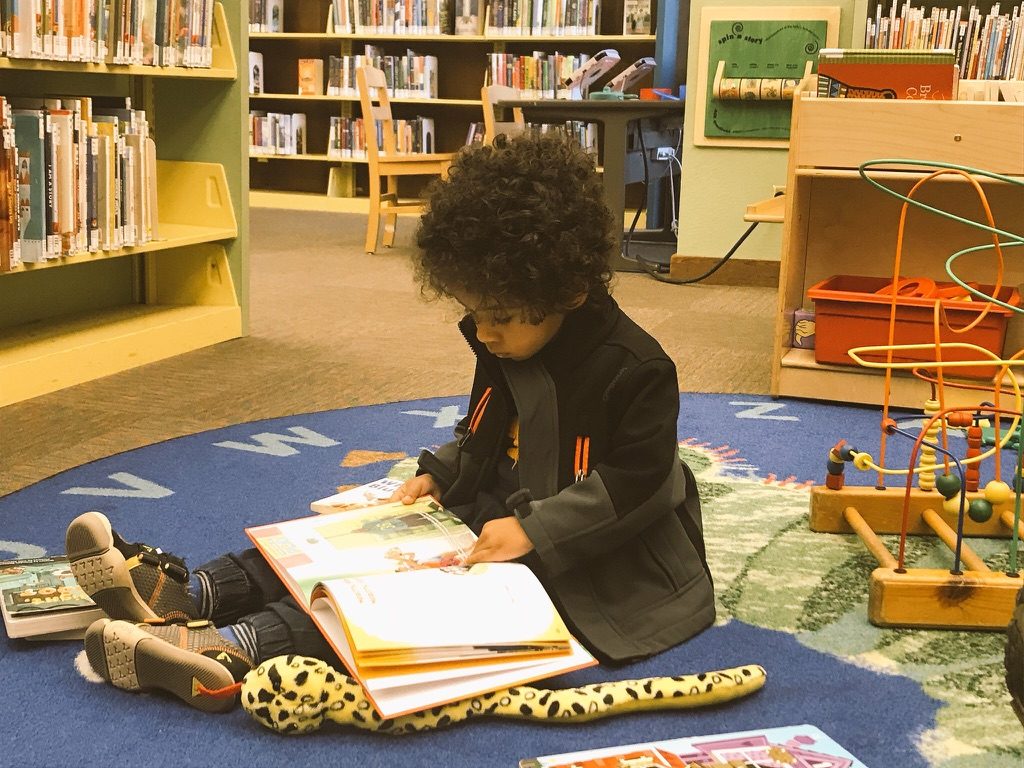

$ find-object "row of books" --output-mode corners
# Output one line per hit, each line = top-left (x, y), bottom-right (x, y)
(250, 113), (438, 158)
(248, 0), (283, 32)
(465, 118), (598, 152)
(327, 0), (602, 36)
(249, 111), (306, 156)
(249, 51), (442, 99)
(331, 115), (437, 156)
(0, 95), (158, 273)
(0, 0), (216, 66)
(487, 51), (593, 98)
(864, 1), (1023, 81)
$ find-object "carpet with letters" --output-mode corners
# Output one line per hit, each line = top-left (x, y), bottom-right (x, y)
(0, 393), (1019, 768)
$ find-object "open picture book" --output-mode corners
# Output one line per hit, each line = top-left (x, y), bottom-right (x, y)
(245, 491), (596, 718)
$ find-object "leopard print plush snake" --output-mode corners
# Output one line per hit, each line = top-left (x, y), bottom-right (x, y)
(240, 655), (767, 735)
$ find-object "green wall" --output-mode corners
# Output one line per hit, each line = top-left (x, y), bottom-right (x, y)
(676, 0), (867, 263)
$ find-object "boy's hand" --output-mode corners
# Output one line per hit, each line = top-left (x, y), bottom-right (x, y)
(387, 474), (441, 505)
(464, 517), (534, 564)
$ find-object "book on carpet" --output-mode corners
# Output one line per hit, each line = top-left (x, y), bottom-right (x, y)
(0, 555), (105, 640)
(245, 495), (597, 718)
(518, 723), (870, 768)
(816, 48), (958, 100)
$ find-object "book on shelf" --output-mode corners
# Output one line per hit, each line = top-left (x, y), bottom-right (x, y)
(519, 723), (870, 768)
(245, 494), (597, 718)
(454, 0), (484, 35)
(249, 51), (264, 95)
(622, 0), (651, 35)
(298, 58), (325, 96)
(816, 48), (958, 100)
(0, 98), (20, 272)
(0, 555), (106, 640)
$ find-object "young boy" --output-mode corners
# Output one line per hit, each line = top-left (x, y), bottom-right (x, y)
(66, 133), (714, 713)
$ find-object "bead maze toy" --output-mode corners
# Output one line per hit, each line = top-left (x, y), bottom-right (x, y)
(810, 159), (1024, 630)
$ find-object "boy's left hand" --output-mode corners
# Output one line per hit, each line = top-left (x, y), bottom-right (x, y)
(464, 517), (534, 564)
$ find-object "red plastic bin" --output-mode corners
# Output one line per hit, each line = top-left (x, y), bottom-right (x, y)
(806, 274), (1021, 379)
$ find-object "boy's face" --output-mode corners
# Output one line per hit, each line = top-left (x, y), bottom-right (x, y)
(452, 290), (566, 362)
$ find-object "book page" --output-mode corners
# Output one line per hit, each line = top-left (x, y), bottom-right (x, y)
(318, 563), (571, 665)
(310, 598), (596, 719)
(246, 497), (476, 605)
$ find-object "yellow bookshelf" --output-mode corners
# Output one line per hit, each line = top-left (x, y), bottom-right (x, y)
(0, 1), (249, 408)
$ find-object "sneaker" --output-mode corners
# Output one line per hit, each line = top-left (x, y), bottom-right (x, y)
(66, 511), (198, 623)
(84, 617), (253, 713)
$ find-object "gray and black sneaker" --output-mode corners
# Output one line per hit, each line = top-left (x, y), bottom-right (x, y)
(84, 617), (254, 713)
(66, 511), (198, 623)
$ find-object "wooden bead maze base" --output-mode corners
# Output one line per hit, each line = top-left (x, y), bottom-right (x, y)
(811, 485), (1023, 629)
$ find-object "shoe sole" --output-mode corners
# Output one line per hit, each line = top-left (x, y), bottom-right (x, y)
(66, 512), (159, 622)
(85, 619), (237, 714)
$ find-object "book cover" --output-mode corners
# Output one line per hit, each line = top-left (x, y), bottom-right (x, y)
(248, 51), (263, 95)
(12, 111), (48, 263)
(816, 48), (957, 100)
(622, 0), (650, 35)
(519, 723), (870, 768)
(297, 58), (325, 95)
(0, 555), (105, 640)
(246, 494), (597, 718)
(266, 0), (283, 32)
(453, 0), (482, 35)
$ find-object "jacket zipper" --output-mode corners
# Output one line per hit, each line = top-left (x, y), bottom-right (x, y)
(574, 435), (590, 482)
(459, 386), (493, 446)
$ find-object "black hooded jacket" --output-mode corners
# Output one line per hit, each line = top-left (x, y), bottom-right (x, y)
(417, 294), (715, 663)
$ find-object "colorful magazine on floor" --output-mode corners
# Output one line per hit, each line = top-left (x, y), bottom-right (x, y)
(245, 493), (596, 718)
(518, 723), (870, 767)
(0, 555), (105, 640)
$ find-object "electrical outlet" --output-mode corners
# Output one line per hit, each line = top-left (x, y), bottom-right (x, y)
(654, 146), (675, 161)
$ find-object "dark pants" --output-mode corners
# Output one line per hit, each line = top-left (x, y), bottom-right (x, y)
(198, 548), (340, 665)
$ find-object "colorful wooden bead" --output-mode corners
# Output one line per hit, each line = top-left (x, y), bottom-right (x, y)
(934, 473), (962, 500)
(942, 495), (962, 515)
(853, 452), (873, 471)
(968, 498), (994, 523)
(984, 480), (1013, 505)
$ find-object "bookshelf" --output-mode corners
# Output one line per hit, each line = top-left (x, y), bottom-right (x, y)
(771, 78), (1024, 409)
(0, 1), (248, 408)
(248, 1), (657, 209)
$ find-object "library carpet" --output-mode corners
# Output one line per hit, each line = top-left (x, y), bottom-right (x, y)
(0, 393), (1019, 768)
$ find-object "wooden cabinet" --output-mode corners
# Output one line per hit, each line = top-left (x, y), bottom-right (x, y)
(248, 1), (656, 210)
(771, 82), (1024, 408)
(0, 1), (247, 407)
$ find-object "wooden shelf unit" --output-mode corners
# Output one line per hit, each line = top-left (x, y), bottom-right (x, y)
(248, 2), (656, 208)
(0, 1), (249, 408)
(771, 82), (1024, 409)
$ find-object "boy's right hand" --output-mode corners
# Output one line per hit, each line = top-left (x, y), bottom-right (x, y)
(388, 474), (442, 505)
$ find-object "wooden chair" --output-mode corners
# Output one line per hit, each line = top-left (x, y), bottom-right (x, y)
(356, 66), (454, 254)
(480, 84), (526, 144)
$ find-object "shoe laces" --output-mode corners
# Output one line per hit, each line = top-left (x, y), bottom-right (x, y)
(134, 542), (189, 583)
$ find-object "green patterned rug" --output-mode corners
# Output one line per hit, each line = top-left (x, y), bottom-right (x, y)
(678, 441), (1022, 767)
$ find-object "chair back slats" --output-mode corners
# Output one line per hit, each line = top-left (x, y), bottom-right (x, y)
(355, 64), (455, 253)
(481, 84), (526, 144)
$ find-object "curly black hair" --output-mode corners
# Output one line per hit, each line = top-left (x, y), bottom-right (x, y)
(413, 133), (616, 321)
